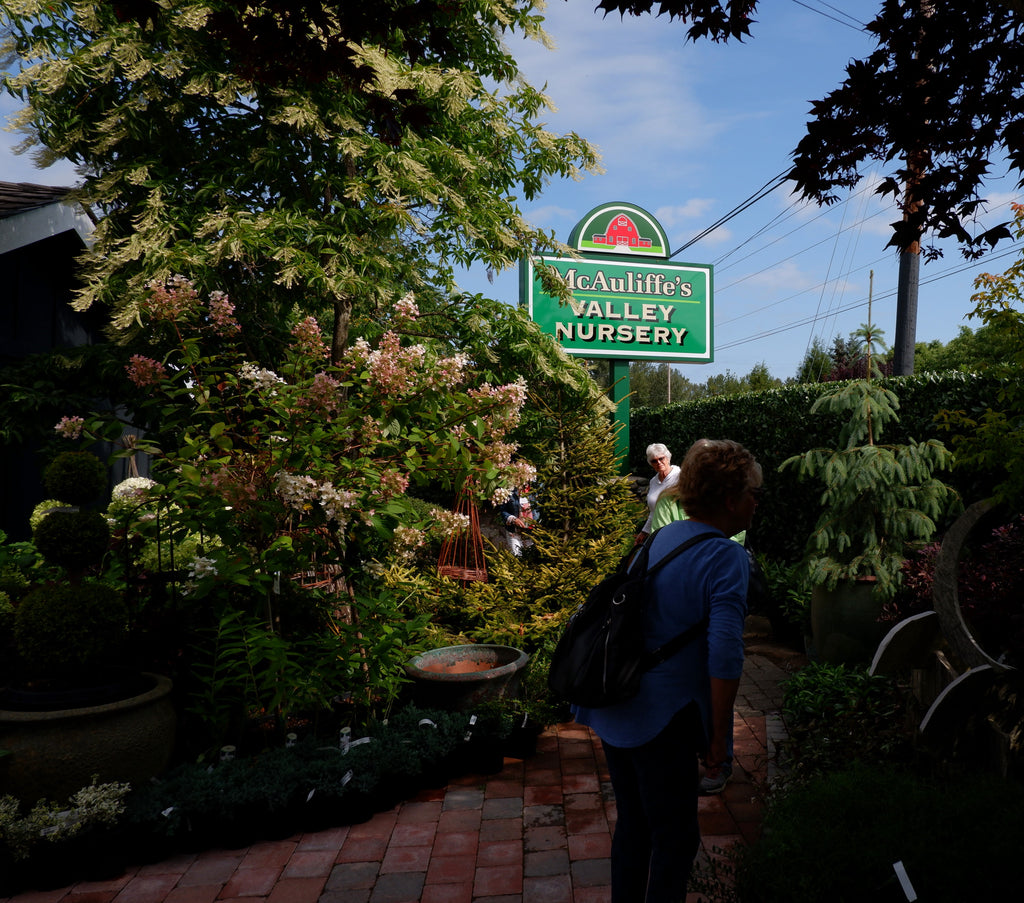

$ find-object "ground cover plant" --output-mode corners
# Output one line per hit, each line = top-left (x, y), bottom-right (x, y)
(777, 662), (917, 779)
(0, 704), (516, 895)
(689, 660), (1024, 902)
(719, 764), (1024, 903)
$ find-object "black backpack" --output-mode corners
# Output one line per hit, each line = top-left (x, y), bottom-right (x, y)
(547, 531), (717, 708)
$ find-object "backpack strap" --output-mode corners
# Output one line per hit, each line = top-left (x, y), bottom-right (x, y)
(643, 613), (711, 669)
(637, 530), (719, 669)
(641, 529), (718, 580)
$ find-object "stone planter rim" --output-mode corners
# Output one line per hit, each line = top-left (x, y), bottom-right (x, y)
(404, 644), (529, 683)
(0, 672), (172, 722)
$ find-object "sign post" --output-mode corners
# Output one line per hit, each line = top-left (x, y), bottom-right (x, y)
(521, 202), (713, 469)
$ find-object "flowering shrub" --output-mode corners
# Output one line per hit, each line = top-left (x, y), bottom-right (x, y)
(71, 277), (538, 741)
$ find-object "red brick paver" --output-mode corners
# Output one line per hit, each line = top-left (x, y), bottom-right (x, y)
(2, 648), (792, 903)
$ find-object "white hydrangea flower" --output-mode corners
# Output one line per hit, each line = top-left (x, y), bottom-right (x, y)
(239, 362), (285, 392)
(112, 477), (157, 500)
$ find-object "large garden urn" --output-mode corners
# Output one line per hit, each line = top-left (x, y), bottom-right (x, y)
(0, 673), (176, 804)
(404, 644), (529, 711)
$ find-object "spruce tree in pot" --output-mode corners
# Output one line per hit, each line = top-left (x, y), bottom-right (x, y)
(781, 321), (959, 665)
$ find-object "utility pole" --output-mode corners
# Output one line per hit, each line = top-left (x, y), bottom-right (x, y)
(894, 187), (921, 375)
(893, 0), (933, 376)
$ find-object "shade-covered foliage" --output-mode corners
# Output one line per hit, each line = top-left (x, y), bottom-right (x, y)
(631, 369), (997, 564)
(389, 380), (644, 662)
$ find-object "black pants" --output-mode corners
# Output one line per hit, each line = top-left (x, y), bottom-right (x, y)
(601, 704), (703, 903)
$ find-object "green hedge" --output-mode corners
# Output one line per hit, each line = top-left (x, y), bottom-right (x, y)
(630, 372), (1003, 561)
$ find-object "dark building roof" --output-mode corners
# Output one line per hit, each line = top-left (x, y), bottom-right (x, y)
(0, 181), (74, 219)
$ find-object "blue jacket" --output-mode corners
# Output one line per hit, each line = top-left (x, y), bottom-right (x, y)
(572, 519), (748, 748)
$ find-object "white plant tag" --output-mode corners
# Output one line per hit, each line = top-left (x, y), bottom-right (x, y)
(893, 861), (917, 901)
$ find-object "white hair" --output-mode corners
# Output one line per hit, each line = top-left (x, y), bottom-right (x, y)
(646, 443), (671, 464)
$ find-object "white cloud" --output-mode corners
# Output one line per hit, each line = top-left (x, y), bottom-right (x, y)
(655, 199), (716, 227)
(525, 203), (578, 226)
(512, 5), (725, 173)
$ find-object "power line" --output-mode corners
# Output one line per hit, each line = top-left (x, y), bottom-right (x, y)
(715, 241), (1024, 352)
(789, 0), (868, 32)
(669, 170), (790, 259)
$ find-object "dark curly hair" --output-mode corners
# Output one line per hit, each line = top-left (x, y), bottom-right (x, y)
(674, 438), (761, 521)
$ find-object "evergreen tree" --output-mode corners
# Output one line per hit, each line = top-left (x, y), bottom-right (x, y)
(795, 337), (834, 384)
(392, 386), (645, 658)
(628, 361), (703, 408)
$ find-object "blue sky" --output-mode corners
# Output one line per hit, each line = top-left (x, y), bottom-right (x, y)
(456, 0), (1024, 382)
(3, 1), (1020, 382)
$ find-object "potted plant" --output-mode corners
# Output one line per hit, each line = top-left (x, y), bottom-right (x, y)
(781, 320), (958, 664)
(0, 450), (176, 805)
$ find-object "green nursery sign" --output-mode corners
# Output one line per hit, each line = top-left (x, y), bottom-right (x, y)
(522, 202), (713, 362)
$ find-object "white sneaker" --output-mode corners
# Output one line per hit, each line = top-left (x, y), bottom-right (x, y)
(699, 763), (732, 794)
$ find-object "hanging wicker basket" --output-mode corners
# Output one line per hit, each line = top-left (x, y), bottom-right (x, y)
(438, 486), (488, 583)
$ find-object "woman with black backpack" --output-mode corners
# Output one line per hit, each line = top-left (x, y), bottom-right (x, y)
(572, 439), (762, 903)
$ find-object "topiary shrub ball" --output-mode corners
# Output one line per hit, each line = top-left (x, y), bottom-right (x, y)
(33, 509), (111, 572)
(30, 499), (69, 534)
(0, 590), (14, 645)
(14, 582), (129, 677)
(42, 451), (108, 506)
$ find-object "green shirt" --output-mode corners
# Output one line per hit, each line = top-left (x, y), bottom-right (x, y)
(651, 494), (746, 545)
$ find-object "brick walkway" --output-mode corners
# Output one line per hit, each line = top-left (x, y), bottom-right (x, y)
(2, 647), (797, 903)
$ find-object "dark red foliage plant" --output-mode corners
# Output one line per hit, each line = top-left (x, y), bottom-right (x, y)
(890, 515), (1024, 668)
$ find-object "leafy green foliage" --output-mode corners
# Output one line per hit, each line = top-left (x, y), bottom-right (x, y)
(14, 581), (128, 677)
(62, 277), (554, 747)
(731, 765), (1024, 902)
(780, 662), (914, 780)
(632, 370), (1001, 564)
(0, 344), (128, 454)
(780, 323), (958, 598)
(0, 530), (41, 602)
(1, 778), (129, 864)
(397, 387), (642, 658)
(756, 554), (811, 642)
(796, 331), (894, 385)
(938, 203), (1024, 507)
(618, 360), (782, 410)
(41, 451), (107, 506)
(1, 0), (599, 350)
(387, 381), (641, 732)
(32, 509), (110, 573)
(909, 322), (1018, 374)
(625, 360), (703, 407)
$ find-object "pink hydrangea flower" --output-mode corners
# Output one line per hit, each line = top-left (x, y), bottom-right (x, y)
(291, 316), (329, 359)
(142, 275), (199, 321)
(126, 355), (168, 387)
(207, 291), (240, 336)
(54, 415), (85, 439)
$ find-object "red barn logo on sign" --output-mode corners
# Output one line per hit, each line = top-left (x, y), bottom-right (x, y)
(592, 214), (653, 250)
